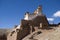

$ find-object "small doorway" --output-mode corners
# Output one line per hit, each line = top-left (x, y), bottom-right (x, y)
(40, 23), (42, 28)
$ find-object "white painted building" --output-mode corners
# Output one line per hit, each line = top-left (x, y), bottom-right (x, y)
(24, 6), (43, 20)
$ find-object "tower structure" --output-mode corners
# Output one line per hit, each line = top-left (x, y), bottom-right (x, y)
(34, 5), (42, 15)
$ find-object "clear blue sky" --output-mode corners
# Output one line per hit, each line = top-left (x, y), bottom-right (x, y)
(0, 0), (60, 28)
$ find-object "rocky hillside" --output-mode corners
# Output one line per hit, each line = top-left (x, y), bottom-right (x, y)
(22, 26), (60, 40)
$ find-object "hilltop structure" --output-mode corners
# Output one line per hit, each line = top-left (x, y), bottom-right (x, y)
(1, 5), (60, 40)
(7, 5), (49, 40)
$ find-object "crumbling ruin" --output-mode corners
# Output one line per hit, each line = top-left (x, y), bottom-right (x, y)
(0, 6), (60, 40)
(7, 6), (49, 40)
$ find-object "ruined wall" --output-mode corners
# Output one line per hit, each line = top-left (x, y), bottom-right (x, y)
(7, 20), (31, 40)
(17, 29), (30, 40)
(32, 15), (49, 29)
(7, 6), (49, 40)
